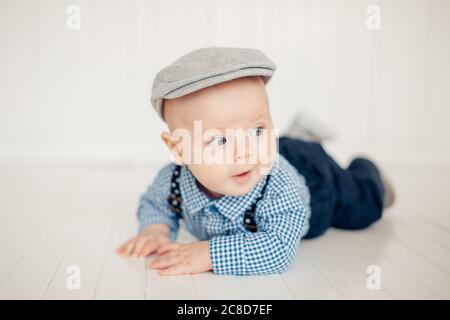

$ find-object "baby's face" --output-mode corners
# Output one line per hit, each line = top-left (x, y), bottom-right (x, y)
(161, 76), (277, 198)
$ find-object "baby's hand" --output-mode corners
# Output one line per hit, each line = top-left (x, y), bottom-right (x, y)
(115, 224), (171, 258)
(149, 241), (212, 276)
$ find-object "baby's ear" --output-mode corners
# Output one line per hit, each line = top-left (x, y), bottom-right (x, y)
(161, 131), (184, 165)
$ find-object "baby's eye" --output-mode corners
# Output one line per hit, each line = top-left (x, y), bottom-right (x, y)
(249, 126), (265, 137)
(208, 136), (227, 146)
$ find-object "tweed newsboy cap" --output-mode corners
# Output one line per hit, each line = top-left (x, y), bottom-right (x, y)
(151, 46), (277, 121)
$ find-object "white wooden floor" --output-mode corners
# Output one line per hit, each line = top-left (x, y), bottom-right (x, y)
(0, 161), (449, 300)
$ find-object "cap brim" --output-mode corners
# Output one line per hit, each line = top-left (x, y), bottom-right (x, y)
(153, 67), (274, 122)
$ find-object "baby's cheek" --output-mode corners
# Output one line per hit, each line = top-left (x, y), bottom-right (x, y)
(215, 176), (233, 194)
(197, 166), (229, 193)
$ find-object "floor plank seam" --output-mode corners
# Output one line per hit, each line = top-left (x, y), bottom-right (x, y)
(380, 228), (450, 276)
(40, 215), (85, 299)
(0, 211), (54, 288)
(379, 246), (445, 299)
(92, 224), (115, 299)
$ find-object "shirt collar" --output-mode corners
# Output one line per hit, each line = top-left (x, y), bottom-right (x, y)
(179, 165), (272, 222)
(179, 165), (210, 215)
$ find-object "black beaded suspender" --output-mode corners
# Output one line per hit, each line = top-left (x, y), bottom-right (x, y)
(168, 165), (183, 219)
(243, 174), (270, 232)
(167, 165), (271, 233)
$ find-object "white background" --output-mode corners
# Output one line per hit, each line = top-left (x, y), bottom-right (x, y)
(0, 0), (449, 168)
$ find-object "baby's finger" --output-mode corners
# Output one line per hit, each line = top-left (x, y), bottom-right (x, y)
(157, 243), (182, 255)
(149, 255), (180, 269)
(157, 249), (180, 261)
(139, 241), (159, 258)
(159, 264), (186, 276)
(115, 243), (126, 254)
(131, 237), (150, 257)
(117, 238), (136, 256)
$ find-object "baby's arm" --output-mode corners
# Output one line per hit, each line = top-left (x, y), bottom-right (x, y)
(209, 185), (306, 276)
(137, 163), (181, 241)
(149, 183), (306, 276)
(116, 163), (181, 258)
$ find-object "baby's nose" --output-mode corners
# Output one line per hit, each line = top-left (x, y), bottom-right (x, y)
(235, 150), (250, 161)
(233, 137), (252, 162)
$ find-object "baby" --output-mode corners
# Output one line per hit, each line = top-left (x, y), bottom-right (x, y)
(116, 47), (394, 276)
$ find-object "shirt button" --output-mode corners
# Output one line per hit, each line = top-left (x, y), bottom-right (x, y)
(209, 204), (218, 213)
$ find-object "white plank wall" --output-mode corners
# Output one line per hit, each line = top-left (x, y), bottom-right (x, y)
(0, 0), (449, 166)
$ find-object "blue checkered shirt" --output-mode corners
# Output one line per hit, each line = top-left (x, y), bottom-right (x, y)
(137, 153), (311, 276)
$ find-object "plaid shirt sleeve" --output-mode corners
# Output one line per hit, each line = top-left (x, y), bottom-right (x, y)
(137, 162), (180, 241)
(208, 181), (307, 276)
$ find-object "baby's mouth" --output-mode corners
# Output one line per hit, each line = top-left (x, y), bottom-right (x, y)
(232, 169), (252, 184)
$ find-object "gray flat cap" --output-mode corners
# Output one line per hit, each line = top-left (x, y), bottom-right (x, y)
(151, 46), (277, 121)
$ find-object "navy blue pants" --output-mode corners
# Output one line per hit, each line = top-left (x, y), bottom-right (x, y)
(278, 136), (385, 239)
